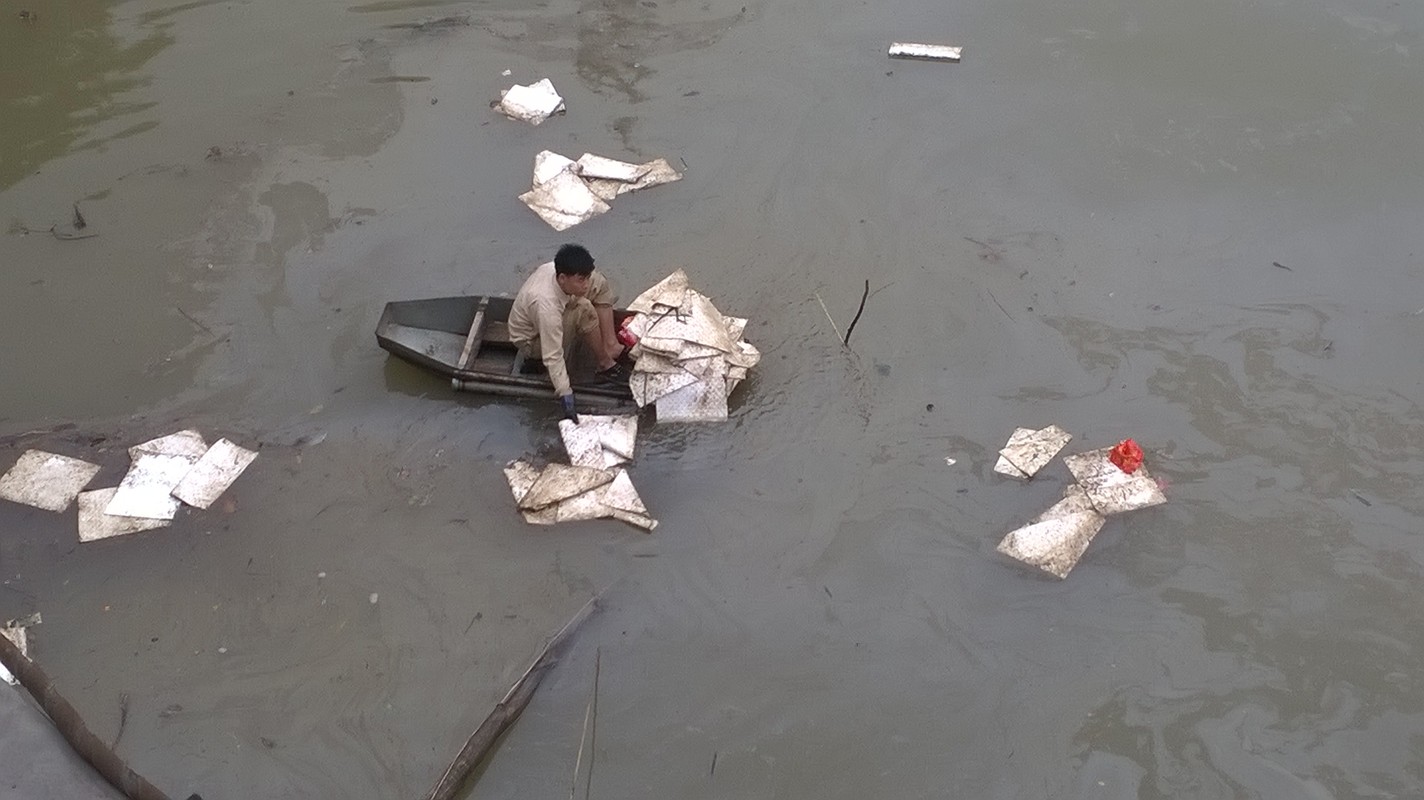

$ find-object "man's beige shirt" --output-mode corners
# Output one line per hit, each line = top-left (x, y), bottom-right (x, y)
(507, 261), (614, 396)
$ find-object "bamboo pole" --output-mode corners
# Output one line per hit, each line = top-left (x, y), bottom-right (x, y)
(423, 595), (603, 800)
(0, 632), (176, 800)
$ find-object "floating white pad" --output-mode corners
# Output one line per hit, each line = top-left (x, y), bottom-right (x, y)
(996, 424), (1072, 478)
(170, 438), (257, 509)
(0, 450), (101, 512)
(105, 453), (198, 520)
(997, 485), (1106, 579)
(78, 487), (170, 542)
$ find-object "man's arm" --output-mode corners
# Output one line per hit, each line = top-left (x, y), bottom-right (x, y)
(536, 298), (574, 397)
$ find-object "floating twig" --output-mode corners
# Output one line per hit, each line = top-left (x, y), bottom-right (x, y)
(584, 647), (601, 800)
(111, 691), (130, 750)
(865, 281), (894, 302)
(1272, 261), (1292, 271)
(983, 288), (1013, 321)
(843, 279), (870, 346)
(73, 204), (88, 230)
(709, 750), (718, 776)
(964, 236), (1003, 262)
(813, 293), (844, 344)
(175, 306), (214, 337)
(14, 223), (98, 241)
(53, 229), (99, 241)
(570, 681), (594, 800)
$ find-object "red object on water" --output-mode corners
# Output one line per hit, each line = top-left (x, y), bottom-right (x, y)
(1109, 438), (1144, 474)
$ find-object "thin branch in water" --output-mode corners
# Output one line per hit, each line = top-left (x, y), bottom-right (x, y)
(865, 281), (894, 302)
(983, 288), (1013, 321)
(175, 306), (215, 337)
(111, 692), (130, 750)
(584, 647), (601, 800)
(843, 279), (870, 347)
(570, 670), (594, 800)
(813, 293), (844, 343)
(13, 223), (98, 241)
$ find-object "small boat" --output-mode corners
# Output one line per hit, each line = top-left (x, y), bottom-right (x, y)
(375, 295), (635, 406)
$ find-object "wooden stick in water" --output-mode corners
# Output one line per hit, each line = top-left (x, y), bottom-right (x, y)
(424, 594), (603, 800)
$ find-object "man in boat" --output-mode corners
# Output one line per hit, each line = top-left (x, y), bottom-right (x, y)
(508, 244), (629, 421)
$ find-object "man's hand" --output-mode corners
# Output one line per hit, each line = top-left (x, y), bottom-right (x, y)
(560, 394), (579, 424)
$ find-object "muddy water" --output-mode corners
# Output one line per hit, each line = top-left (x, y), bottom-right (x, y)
(2, 0), (1422, 797)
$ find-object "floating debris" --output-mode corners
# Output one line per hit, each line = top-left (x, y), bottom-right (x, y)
(0, 450), (101, 512)
(494, 78), (565, 125)
(559, 415), (638, 469)
(1063, 447), (1166, 515)
(996, 437), (1167, 578)
(888, 42), (963, 62)
(519, 150), (681, 231)
(993, 425), (1072, 479)
(1, 613), (40, 685)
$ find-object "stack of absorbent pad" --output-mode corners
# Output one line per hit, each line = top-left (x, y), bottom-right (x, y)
(622, 270), (760, 422)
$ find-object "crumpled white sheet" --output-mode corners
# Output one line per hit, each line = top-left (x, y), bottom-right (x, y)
(519, 150), (682, 230)
(504, 460), (657, 531)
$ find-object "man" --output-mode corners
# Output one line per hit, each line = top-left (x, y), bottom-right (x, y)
(507, 244), (628, 421)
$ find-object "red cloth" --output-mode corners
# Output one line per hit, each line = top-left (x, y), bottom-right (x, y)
(1109, 438), (1144, 474)
(616, 315), (640, 348)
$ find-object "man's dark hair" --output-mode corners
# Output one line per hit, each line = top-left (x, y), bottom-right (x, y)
(553, 244), (595, 276)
